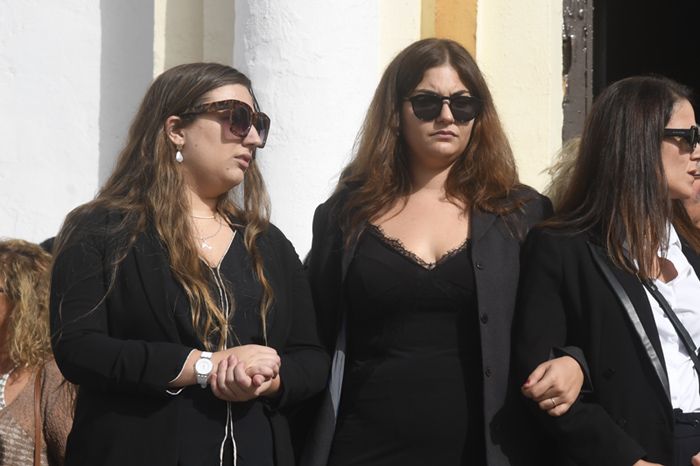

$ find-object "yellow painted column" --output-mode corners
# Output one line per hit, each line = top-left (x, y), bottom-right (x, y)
(421, 0), (477, 56)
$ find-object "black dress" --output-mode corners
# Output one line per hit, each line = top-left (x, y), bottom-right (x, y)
(170, 230), (275, 466)
(328, 225), (485, 466)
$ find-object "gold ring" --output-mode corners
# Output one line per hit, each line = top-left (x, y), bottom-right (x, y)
(549, 398), (557, 409)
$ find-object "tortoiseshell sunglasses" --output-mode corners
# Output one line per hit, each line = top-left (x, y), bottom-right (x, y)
(181, 99), (271, 148)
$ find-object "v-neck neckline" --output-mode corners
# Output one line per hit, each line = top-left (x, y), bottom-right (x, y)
(368, 224), (470, 271)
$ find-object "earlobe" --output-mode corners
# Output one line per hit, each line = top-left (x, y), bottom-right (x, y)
(165, 115), (186, 146)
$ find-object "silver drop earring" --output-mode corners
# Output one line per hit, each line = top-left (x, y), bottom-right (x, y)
(175, 145), (184, 163)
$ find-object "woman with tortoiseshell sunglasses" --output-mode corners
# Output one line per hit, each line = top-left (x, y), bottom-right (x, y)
(49, 63), (329, 466)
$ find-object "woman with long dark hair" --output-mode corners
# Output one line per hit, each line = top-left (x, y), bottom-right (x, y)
(304, 38), (584, 466)
(50, 63), (329, 466)
(513, 76), (700, 466)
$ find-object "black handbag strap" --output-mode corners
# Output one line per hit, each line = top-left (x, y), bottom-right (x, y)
(642, 278), (700, 389)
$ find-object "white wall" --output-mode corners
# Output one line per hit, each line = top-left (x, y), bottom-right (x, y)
(233, 0), (382, 256)
(0, 0), (153, 243)
(0, 0), (562, 252)
(0, 1), (101, 242)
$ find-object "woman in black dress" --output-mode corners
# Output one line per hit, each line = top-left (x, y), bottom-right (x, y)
(50, 63), (329, 466)
(303, 38), (585, 466)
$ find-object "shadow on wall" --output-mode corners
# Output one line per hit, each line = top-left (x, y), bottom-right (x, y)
(98, 0), (154, 185)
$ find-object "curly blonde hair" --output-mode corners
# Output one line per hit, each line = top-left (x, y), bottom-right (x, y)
(0, 239), (53, 368)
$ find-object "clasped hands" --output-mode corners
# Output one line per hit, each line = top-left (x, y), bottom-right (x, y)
(209, 344), (281, 402)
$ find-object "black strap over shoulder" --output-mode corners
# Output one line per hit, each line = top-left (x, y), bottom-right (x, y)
(641, 278), (700, 395)
(587, 242), (672, 401)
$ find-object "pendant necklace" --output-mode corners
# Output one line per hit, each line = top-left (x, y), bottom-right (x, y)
(0, 369), (14, 410)
(193, 217), (223, 251)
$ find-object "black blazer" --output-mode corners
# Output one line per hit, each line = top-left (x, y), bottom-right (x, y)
(301, 186), (553, 466)
(512, 228), (700, 466)
(50, 209), (330, 466)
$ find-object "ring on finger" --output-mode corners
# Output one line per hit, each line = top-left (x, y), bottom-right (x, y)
(549, 397), (557, 409)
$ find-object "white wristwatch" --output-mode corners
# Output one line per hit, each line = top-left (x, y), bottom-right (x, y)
(194, 351), (213, 388)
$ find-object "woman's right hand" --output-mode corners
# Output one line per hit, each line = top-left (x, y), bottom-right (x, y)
(521, 355), (583, 417)
(692, 452), (700, 466)
(632, 460), (664, 466)
(221, 344), (281, 382)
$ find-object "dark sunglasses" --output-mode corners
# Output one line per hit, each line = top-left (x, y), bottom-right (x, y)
(406, 93), (482, 123)
(181, 99), (271, 148)
(663, 125), (699, 151)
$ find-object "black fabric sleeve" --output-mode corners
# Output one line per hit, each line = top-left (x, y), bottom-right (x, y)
(273, 231), (331, 409)
(512, 229), (646, 466)
(50, 226), (192, 396)
(304, 201), (344, 353)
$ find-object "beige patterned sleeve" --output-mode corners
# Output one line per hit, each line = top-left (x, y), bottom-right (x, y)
(41, 360), (75, 466)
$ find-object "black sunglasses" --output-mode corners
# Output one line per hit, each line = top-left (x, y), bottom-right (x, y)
(406, 93), (482, 123)
(181, 99), (271, 148)
(663, 125), (699, 151)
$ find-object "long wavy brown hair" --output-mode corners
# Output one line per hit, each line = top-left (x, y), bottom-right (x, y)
(53, 63), (273, 349)
(336, 38), (521, 243)
(0, 239), (53, 368)
(548, 75), (693, 279)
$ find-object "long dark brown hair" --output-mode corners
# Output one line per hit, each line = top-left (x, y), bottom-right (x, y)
(549, 75), (692, 279)
(336, 38), (521, 244)
(53, 63), (273, 349)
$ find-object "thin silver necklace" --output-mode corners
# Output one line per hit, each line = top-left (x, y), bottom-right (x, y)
(0, 368), (14, 410)
(193, 217), (223, 250)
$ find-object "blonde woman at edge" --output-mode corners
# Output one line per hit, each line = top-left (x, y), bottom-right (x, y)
(0, 239), (73, 466)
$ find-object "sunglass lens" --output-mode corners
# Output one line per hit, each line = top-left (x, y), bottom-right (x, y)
(410, 95), (443, 121)
(255, 113), (271, 148)
(229, 103), (253, 137)
(450, 96), (481, 123)
(410, 94), (481, 123)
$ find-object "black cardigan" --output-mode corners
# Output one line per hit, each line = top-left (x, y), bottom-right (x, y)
(50, 209), (330, 466)
(301, 186), (554, 466)
(512, 227), (700, 466)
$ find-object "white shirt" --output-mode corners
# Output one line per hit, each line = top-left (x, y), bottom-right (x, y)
(643, 225), (700, 412)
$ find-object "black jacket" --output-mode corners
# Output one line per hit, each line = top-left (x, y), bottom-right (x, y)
(302, 187), (553, 466)
(50, 209), (330, 466)
(512, 227), (700, 466)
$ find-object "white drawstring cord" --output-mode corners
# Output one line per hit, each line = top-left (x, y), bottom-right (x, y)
(211, 262), (237, 466)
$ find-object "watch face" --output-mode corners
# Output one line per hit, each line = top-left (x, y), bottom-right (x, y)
(195, 358), (214, 375)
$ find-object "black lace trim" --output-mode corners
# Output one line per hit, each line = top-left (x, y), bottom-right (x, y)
(368, 224), (469, 270)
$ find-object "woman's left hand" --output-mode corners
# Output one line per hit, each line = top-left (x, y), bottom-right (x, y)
(210, 355), (281, 402)
(521, 355), (584, 417)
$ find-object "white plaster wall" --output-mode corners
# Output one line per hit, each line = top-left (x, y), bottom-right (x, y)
(476, 0), (563, 191)
(0, 1), (154, 243)
(0, 1), (101, 242)
(234, 0), (382, 256)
